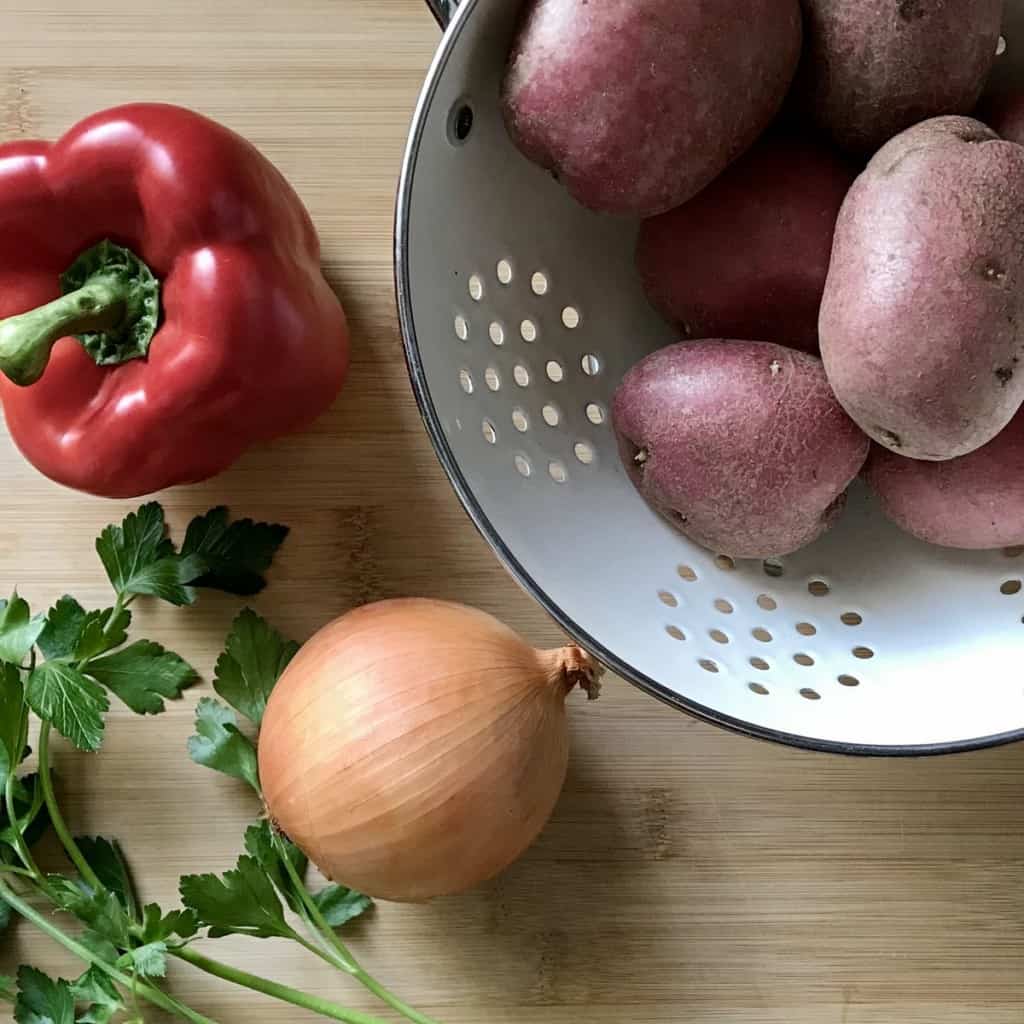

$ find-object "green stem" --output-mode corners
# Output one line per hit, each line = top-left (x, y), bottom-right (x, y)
(0, 878), (216, 1024)
(173, 948), (390, 1024)
(0, 865), (34, 879)
(3, 770), (49, 897)
(37, 721), (104, 894)
(107, 592), (130, 625)
(0, 241), (159, 387)
(275, 841), (442, 1024)
(277, 842), (357, 970)
(347, 971), (442, 1024)
(0, 276), (127, 386)
(294, 930), (357, 973)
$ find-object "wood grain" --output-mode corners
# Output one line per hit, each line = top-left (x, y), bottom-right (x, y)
(3, 2), (1024, 1021)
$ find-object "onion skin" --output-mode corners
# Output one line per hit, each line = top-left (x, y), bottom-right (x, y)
(258, 599), (601, 902)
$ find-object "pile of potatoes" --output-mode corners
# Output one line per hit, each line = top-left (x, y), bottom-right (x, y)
(502, 0), (1024, 558)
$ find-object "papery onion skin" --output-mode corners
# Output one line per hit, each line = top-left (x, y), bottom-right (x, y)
(258, 598), (601, 902)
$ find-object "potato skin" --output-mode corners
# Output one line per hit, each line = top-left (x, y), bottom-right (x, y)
(865, 412), (1024, 549)
(820, 116), (1024, 461)
(612, 341), (869, 558)
(636, 135), (856, 354)
(502, 0), (802, 217)
(797, 0), (1004, 154)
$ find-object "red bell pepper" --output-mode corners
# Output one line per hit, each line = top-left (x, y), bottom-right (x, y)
(0, 104), (349, 497)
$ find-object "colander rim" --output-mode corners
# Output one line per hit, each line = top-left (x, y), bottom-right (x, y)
(392, 0), (1024, 758)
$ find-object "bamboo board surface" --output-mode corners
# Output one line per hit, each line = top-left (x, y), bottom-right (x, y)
(2, 2), (1024, 1021)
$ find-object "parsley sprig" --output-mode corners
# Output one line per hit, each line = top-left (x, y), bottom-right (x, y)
(0, 504), (436, 1024)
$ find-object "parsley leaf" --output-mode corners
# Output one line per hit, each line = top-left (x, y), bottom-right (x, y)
(75, 930), (120, 966)
(0, 594), (46, 665)
(0, 663), (25, 783)
(214, 611), (297, 727)
(180, 855), (294, 939)
(95, 504), (206, 607)
(25, 663), (109, 752)
(117, 942), (167, 978)
(74, 837), (136, 916)
(242, 822), (372, 928)
(36, 598), (84, 661)
(243, 821), (307, 914)
(181, 508), (289, 597)
(69, 968), (123, 1024)
(75, 609), (131, 664)
(38, 599), (132, 663)
(0, 973), (13, 1002)
(313, 885), (373, 930)
(47, 878), (130, 948)
(187, 699), (259, 790)
(14, 966), (74, 1024)
(137, 903), (199, 944)
(85, 642), (196, 716)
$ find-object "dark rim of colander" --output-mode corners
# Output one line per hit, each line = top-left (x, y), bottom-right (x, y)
(392, 0), (1024, 759)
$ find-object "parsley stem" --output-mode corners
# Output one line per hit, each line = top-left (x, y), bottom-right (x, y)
(37, 721), (104, 894)
(3, 766), (50, 898)
(294, 930), (358, 973)
(347, 970), (443, 1024)
(0, 865), (34, 879)
(172, 947), (390, 1024)
(273, 838), (442, 1024)
(275, 838), (357, 970)
(0, 877), (216, 1024)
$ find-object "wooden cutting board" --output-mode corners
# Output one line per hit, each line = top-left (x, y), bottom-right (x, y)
(2, 2), (1024, 1021)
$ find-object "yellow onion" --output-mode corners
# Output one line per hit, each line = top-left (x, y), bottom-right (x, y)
(258, 598), (601, 902)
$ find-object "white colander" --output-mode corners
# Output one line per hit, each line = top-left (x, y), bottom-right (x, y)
(396, 0), (1024, 755)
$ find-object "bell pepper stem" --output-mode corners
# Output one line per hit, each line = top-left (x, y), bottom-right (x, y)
(0, 277), (126, 386)
(0, 240), (160, 387)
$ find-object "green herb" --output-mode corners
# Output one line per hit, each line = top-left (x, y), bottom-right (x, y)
(0, 596), (46, 665)
(37, 598), (129, 663)
(186, 698), (259, 790)
(69, 967), (124, 1024)
(95, 502), (206, 607)
(117, 940), (167, 979)
(313, 885), (374, 930)
(14, 966), (75, 1024)
(0, 503), (438, 1024)
(25, 662), (109, 753)
(180, 855), (296, 940)
(180, 507), (289, 597)
(85, 641), (196, 716)
(213, 609), (298, 726)
(136, 904), (198, 945)
(243, 821), (308, 913)
(0, 664), (24, 779)
(74, 838), (135, 914)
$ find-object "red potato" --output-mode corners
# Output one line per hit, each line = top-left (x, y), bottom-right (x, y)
(612, 342), (870, 558)
(636, 135), (857, 354)
(502, 0), (803, 217)
(820, 116), (1024, 461)
(865, 412), (1024, 549)
(797, 0), (1004, 154)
